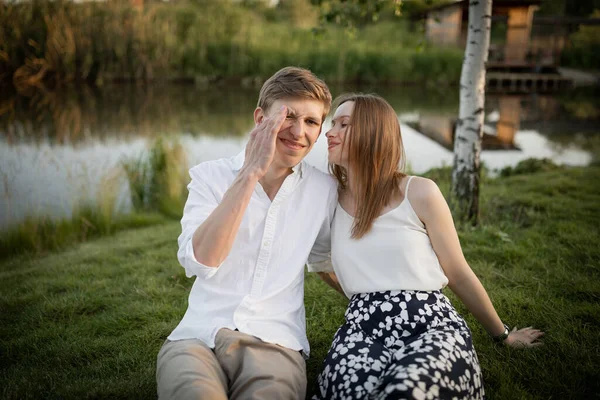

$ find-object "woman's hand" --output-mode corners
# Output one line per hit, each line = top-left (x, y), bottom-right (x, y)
(503, 326), (544, 348)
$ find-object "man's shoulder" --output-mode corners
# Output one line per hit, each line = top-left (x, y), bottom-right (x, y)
(189, 155), (238, 179)
(301, 163), (338, 192)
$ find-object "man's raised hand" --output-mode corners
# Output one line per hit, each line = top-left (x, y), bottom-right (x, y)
(243, 105), (288, 178)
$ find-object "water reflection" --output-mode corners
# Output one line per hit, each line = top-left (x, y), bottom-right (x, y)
(408, 93), (599, 152)
(0, 84), (259, 143)
(411, 95), (526, 150)
(0, 84), (597, 231)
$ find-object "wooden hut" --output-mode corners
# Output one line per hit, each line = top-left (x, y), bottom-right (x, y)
(422, 0), (542, 65)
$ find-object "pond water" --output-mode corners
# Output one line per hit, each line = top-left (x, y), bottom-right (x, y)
(1, 84), (598, 231)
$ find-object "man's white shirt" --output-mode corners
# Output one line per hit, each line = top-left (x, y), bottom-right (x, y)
(168, 152), (337, 357)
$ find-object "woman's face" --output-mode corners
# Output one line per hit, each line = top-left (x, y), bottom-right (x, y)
(326, 101), (354, 167)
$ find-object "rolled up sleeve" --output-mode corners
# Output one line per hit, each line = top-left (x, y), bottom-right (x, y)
(307, 257), (333, 273)
(177, 166), (222, 280)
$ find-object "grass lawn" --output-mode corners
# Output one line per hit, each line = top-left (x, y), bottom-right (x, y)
(1, 165), (599, 399)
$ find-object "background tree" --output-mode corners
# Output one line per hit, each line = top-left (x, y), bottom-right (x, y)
(315, 0), (493, 223)
(450, 0), (492, 224)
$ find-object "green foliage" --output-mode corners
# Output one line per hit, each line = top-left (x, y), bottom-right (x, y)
(559, 87), (600, 119)
(421, 165), (452, 194)
(499, 158), (561, 178)
(312, 0), (403, 33)
(0, 209), (167, 260)
(561, 10), (600, 70)
(538, 0), (600, 16)
(0, 0), (462, 88)
(0, 0), (248, 88)
(399, 0), (455, 17)
(122, 156), (150, 212)
(537, 0), (568, 16)
(122, 137), (188, 218)
(1, 165), (599, 399)
(276, 0), (319, 28)
(563, 0), (600, 17)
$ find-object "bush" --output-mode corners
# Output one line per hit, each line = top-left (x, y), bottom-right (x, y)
(499, 158), (560, 177)
(561, 10), (600, 70)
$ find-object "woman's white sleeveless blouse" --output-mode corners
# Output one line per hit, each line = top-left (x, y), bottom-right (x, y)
(331, 176), (449, 297)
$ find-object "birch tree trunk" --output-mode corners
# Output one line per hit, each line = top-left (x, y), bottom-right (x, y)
(451, 0), (493, 224)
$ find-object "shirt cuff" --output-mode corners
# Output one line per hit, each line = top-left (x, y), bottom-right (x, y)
(180, 239), (222, 279)
(306, 258), (333, 273)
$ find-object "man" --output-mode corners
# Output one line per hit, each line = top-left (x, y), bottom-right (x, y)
(156, 67), (337, 400)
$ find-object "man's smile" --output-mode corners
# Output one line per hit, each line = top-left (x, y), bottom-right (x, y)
(280, 138), (306, 150)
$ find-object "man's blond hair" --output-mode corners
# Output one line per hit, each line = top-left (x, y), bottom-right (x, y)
(258, 67), (332, 121)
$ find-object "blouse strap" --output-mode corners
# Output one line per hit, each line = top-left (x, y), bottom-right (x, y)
(404, 175), (414, 197)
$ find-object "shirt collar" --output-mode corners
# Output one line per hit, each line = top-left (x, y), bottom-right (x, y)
(232, 151), (304, 178)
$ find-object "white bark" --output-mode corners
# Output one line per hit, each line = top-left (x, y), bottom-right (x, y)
(451, 0), (492, 223)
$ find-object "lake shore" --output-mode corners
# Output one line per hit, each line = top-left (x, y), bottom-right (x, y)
(1, 164), (599, 398)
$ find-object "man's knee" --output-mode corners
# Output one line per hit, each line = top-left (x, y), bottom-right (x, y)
(233, 378), (306, 400)
(156, 339), (228, 400)
(217, 333), (306, 400)
(230, 367), (307, 400)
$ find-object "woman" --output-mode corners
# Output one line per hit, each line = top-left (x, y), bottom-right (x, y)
(313, 94), (543, 400)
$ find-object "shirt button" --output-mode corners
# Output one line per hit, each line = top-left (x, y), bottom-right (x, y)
(263, 241), (270, 247)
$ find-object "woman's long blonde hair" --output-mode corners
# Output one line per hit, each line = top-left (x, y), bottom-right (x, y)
(330, 93), (406, 239)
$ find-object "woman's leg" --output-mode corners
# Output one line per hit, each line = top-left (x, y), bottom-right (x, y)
(313, 323), (391, 400)
(373, 294), (485, 400)
(314, 290), (484, 399)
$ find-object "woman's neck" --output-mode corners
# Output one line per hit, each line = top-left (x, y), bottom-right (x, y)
(342, 166), (358, 201)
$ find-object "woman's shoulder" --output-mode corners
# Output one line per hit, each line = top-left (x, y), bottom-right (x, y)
(404, 176), (445, 220)
(405, 176), (441, 202)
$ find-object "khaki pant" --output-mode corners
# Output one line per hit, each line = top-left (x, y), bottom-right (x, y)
(156, 328), (306, 400)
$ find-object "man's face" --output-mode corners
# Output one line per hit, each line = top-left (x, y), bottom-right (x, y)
(254, 98), (325, 170)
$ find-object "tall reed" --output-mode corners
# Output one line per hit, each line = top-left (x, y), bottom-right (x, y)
(0, 1), (462, 89)
(122, 137), (189, 218)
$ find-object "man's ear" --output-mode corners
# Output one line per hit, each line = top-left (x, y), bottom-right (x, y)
(254, 107), (265, 126)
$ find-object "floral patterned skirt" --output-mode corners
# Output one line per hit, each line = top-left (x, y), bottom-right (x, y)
(313, 290), (485, 400)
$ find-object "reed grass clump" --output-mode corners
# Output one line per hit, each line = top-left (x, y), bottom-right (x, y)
(122, 137), (188, 218)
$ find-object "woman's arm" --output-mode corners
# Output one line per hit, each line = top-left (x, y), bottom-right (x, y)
(318, 272), (347, 297)
(408, 177), (543, 347)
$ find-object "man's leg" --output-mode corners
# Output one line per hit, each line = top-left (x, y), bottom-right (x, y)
(214, 329), (306, 400)
(156, 338), (228, 400)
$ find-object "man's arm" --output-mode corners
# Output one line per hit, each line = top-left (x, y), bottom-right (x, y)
(191, 106), (287, 268)
(191, 169), (258, 267)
